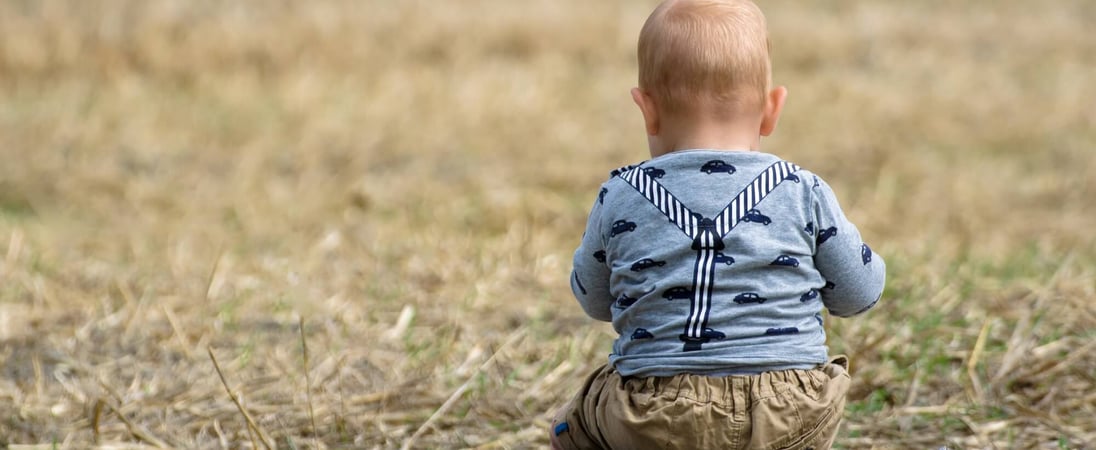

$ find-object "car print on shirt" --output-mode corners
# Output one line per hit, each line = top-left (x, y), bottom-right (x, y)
(700, 160), (737, 174)
(817, 226), (838, 245)
(593, 250), (606, 263)
(800, 289), (819, 302)
(805, 222), (814, 234)
(742, 209), (772, 225)
(815, 313), (824, 327)
(733, 292), (767, 304)
(663, 287), (693, 301)
(765, 327), (800, 336)
(642, 167), (666, 179)
(615, 293), (640, 309)
(713, 252), (735, 266)
(770, 255), (800, 267)
(610, 220), (637, 237)
(598, 187), (608, 204)
(631, 328), (654, 340)
(679, 328), (727, 351)
(630, 258), (666, 272)
(700, 328), (726, 340)
(787, 173), (801, 183)
(823, 280), (836, 290)
(862, 243), (873, 264)
(615, 287), (656, 308)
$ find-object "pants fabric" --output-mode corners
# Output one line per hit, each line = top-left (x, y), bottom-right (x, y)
(551, 356), (850, 450)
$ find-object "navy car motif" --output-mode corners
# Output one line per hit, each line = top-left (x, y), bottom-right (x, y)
(679, 328), (728, 351)
(765, 327), (800, 336)
(631, 328), (654, 340)
(861, 243), (873, 264)
(610, 220), (637, 237)
(662, 287), (693, 301)
(615, 293), (639, 309)
(800, 289), (819, 302)
(643, 167), (666, 179)
(742, 209), (772, 225)
(630, 258), (666, 271)
(700, 160), (737, 174)
(817, 226), (837, 245)
(599, 187), (608, 204)
(770, 255), (800, 267)
(593, 250), (606, 263)
(733, 292), (768, 304)
(713, 252), (735, 266)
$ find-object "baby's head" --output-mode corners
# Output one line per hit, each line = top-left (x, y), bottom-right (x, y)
(633, 0), (785, 155)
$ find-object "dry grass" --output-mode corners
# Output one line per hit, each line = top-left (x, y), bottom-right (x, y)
(1, 0), (1094, 448)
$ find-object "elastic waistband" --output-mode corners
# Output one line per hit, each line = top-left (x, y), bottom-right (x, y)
(617, 355), (849, 407)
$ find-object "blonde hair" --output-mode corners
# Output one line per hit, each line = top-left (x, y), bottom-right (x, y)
(637, 0), (771, 117)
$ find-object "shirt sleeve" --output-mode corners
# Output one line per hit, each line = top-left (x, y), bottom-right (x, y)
(810, 176), (887, 317)
(571, 186), (614, 322)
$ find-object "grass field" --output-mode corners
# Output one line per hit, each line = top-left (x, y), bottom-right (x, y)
(1, 0), (1094, 448)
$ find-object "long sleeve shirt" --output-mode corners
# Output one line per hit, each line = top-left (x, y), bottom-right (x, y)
(571, 150), (886, 377)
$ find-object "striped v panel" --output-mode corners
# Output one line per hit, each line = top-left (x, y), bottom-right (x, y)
(713, 161), (801, 236)
(620, 168), (698, 239)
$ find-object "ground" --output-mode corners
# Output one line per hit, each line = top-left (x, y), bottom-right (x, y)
(0, 0), (1094, 448)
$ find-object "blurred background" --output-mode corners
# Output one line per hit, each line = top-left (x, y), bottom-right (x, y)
(1, 0), (1093, 447)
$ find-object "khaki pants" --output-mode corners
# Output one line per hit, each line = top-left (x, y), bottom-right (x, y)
(551, 357), (850, 450)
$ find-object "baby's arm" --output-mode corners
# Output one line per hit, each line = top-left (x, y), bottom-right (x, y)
(571, 192), (614, 322)
(811, 177), (887, 317)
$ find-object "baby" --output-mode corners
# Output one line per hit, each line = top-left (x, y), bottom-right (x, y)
(550, 0), (886, 449)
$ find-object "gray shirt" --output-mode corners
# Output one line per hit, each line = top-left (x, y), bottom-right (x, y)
(571, 150), (886, 377)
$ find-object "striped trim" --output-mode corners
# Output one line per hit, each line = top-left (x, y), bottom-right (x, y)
(621, 167), (699, 238)
(685, 234), (719, 340)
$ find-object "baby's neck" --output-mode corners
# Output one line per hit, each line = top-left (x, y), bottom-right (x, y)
(650, 115), (763, 158)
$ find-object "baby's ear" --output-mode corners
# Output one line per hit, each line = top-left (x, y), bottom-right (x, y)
(631, 87), (660, 136)
(760, 86), (787, 137)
